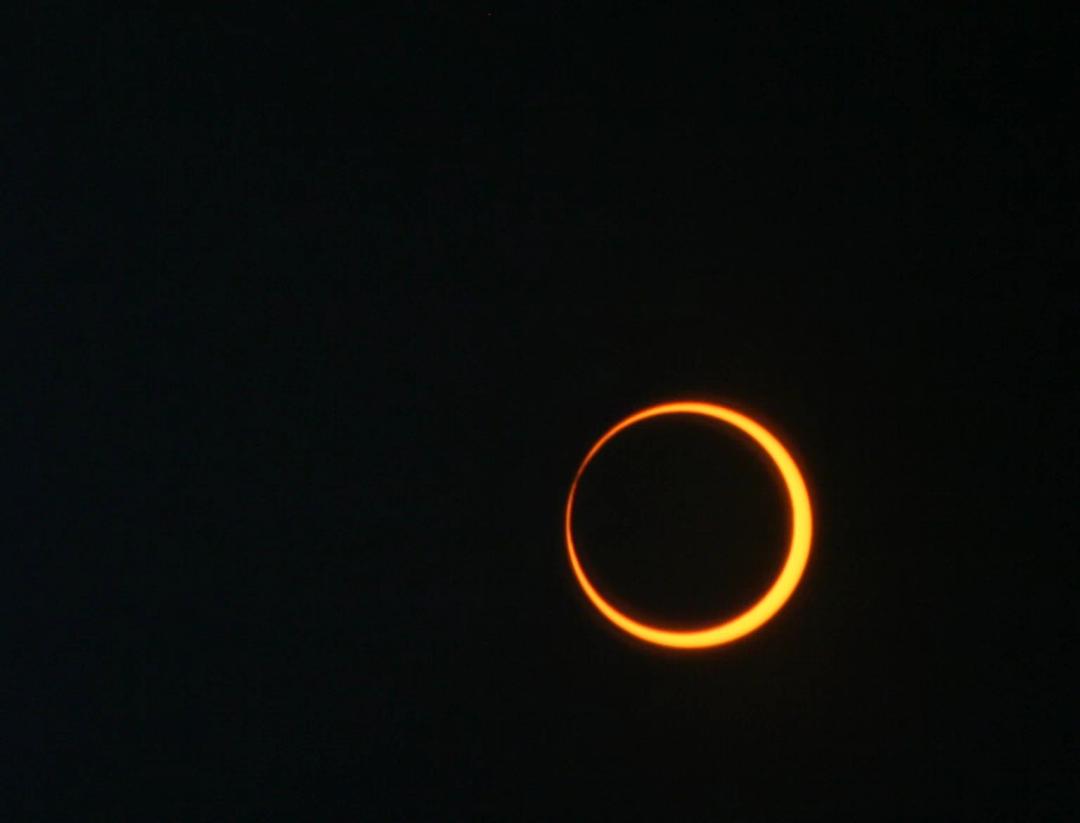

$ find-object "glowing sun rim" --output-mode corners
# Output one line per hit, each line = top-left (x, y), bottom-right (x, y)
(564, 401), (813, 649)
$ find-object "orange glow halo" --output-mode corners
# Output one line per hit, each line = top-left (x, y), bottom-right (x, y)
(564, 401), (813, 649)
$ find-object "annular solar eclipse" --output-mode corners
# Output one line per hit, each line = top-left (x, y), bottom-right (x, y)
(564, 401), (813, 649)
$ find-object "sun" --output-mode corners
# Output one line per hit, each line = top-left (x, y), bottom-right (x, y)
(564, 401), (813, 649)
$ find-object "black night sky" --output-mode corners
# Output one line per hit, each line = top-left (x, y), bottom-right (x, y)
(10, 5), (1077, 820)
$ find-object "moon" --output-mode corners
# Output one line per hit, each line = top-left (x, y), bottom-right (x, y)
(564, 401), (813, 649)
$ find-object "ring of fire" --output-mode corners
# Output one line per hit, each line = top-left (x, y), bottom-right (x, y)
(564, 401), (813, 649)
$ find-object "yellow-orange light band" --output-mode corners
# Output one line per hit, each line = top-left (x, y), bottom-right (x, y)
(564, 401), (812, 649)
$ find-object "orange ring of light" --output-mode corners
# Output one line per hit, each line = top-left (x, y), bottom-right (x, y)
(564, 401), (813, 649)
